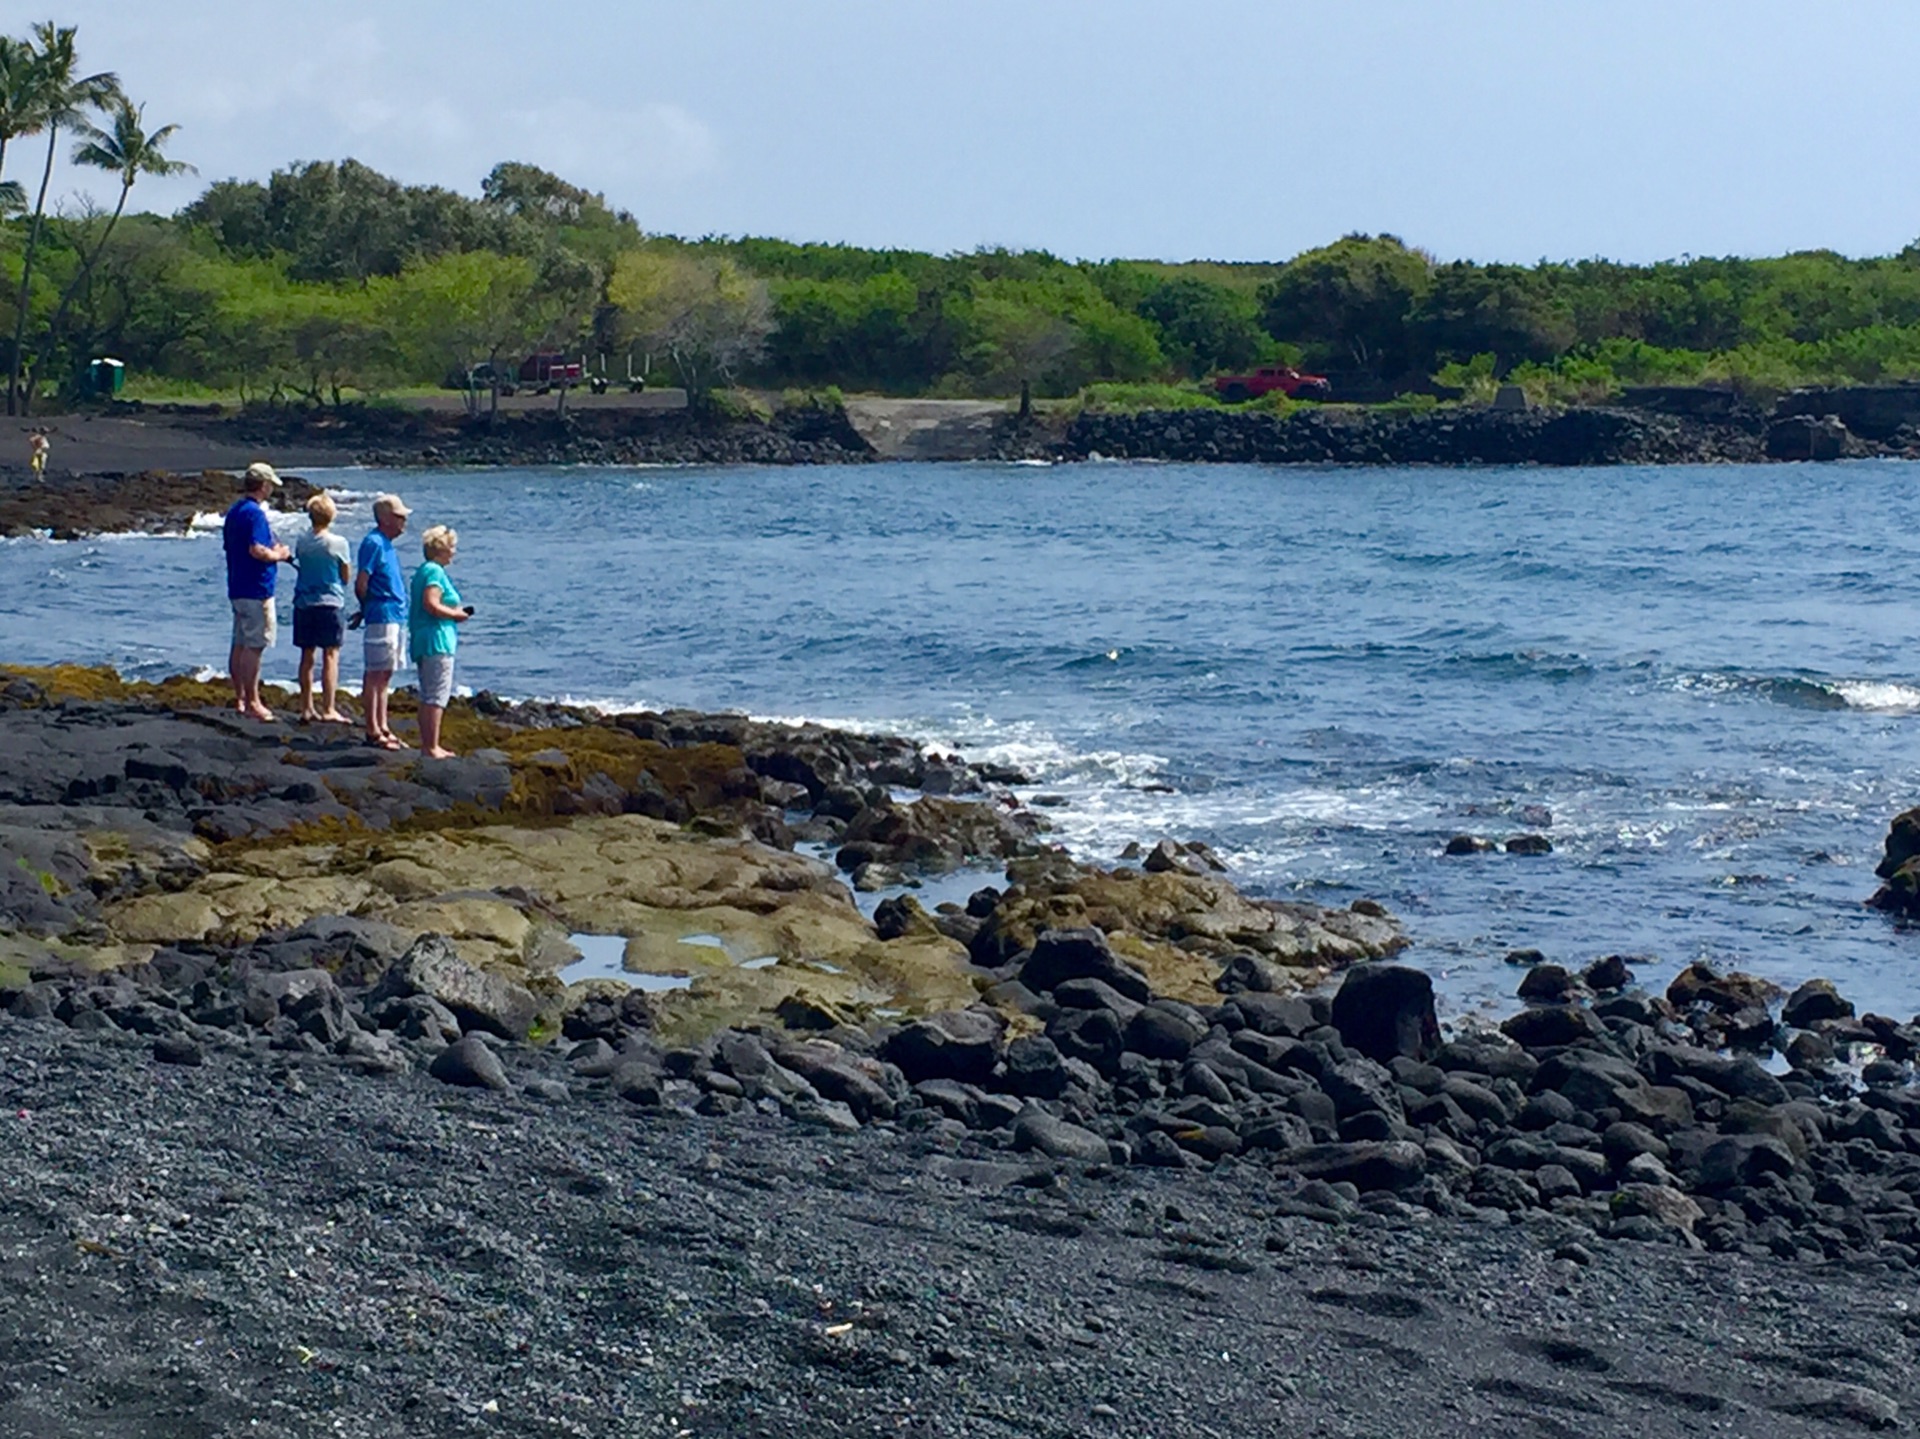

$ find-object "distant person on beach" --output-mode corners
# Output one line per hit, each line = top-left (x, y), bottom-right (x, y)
(292, 492), (352, 724)
(408, 525), (471, 759)
(355, 493), (411, 749)
(28, 430), (48, 479)
(222, 462), (291, 722)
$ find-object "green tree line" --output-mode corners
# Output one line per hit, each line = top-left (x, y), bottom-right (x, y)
(10, 21), (1920, 412)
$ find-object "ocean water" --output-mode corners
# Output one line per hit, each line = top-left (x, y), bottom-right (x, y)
(6, 458), (1920, 1021)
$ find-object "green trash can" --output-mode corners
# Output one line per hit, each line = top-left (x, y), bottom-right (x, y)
(87, 357), (125, 397)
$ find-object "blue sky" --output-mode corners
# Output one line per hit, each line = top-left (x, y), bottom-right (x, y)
(13, 0), (1920, 264)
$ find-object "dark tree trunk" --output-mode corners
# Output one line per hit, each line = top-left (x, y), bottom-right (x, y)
(8, 127), (61, 416)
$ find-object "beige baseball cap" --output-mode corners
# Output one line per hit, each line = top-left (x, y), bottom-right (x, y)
(372, 493), (412, 518)
(243, 461), (281, 489)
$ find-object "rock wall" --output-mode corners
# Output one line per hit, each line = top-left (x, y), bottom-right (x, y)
(1060, 405), (1767, 467)
(216, 400), (877, 468)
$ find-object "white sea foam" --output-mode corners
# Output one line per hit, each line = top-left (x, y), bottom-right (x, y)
(1831, 680), (1920, 713)
(521, 692), (671, 716)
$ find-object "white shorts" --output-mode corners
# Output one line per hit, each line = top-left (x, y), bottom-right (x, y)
(363, 622), (403, 675)
(231, 597), (276, 650)
(416, 654), (456, 708)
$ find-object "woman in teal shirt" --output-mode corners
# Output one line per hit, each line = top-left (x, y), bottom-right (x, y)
(408, 525), (471, 759)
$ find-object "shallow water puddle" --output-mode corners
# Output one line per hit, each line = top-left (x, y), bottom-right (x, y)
(558, 933), (692, 991)
(559, 933), (783, 988)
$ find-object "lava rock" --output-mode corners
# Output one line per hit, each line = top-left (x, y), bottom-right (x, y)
(1500, 1004), (1604, 1048)
(1018, 928), (1152, 1003)
(1516, 963), (1578, 1002)
(881, 1008), (1004, 1085)
(1011, 1110), (1112, 1164)
(428, 1036), (510, 1092)
(369, 935), (539, 1041)
(1329, 963), (1439, 1063)
(1782, 978), (1854, 1028)
(1279, 1141), (1427, 1193)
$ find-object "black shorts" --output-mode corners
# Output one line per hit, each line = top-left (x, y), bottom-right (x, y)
(292, 606), (345, 651)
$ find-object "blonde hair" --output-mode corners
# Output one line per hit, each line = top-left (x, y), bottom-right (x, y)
(421, 525), (458, 561)
(305, 492), (337, 528)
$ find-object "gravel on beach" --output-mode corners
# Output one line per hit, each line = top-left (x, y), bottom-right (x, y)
(0, 1017), (1911, 1439)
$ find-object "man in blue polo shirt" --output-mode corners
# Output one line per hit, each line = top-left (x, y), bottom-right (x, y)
(355, 492), (411, 749)
(222, 462), (292, 721)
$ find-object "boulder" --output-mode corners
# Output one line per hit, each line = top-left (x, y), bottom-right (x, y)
(1011, 1110), (1112, 1164)
(1320, 1058), (1405, 1123)
(772, 1041), (897, 1121)
(880, 1008), (1004, 1085)
(1123, 1001), (1207, 1060)
(1277, 1141), (1426, 1193)
(1516, 964), (1578, 1002)
(1000, 1034), (1071, 1099)
(1018, 928), (1153, 1002)
(1665, 962), (1779, 1015)
(369, 934), (540, 1040)
(1582, 954), (1634, 992)
(1643, 1044), (1787, 1105)
(1698, 1134), (1798, 1190)
(1781, 978), (1853, 1028)
(1500, 1004), (1605, 1048)
(1870, 806), (1920, 915)
(1533, 1049), (1650, 1114)
(428, 1036), (510, 1092)
(1611, 1183), (1704, 1238)
(1047, 1007), (1125, 1074)
(1328, 963), (1438, 1063)
(1227, 990), (1319, 1036)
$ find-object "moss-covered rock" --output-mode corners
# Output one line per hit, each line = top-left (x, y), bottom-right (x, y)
(974, 857), (1406, 1002)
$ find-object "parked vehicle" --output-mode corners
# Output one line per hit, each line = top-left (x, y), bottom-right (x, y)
(1212, 365), (1332, 402)
(517, 353), (585, 394)
(442, 361), (516, 396)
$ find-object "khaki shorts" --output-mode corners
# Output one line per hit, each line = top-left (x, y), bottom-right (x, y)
(231, 597), (276, 650)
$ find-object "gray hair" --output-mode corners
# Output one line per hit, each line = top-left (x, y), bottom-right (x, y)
(421, 525), (458, 561)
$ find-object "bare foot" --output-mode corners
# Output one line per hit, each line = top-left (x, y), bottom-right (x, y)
(319, 710), (351, 724)
(298, 710), (319, 724)
(423, 746), (457, 760)
(246, 703), (275, 722)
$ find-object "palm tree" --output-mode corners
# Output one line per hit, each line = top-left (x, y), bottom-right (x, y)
(7, 22), (118, 415)
(0, 35), (36, 195)
(24, 96), (191, 408)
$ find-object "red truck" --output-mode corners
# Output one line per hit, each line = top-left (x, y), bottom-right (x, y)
(1213, 365), (1332, 402)
(517, 353), (585, 394)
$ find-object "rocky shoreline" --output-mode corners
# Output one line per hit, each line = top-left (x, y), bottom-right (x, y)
(5, 667), (1920, 1433)
(0, 466), (321, 540)
(12, 385), (1911, 496)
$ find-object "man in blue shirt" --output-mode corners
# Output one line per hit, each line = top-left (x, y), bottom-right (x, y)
(355, 492), (411, 749)
(222, 462), (291, 721)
